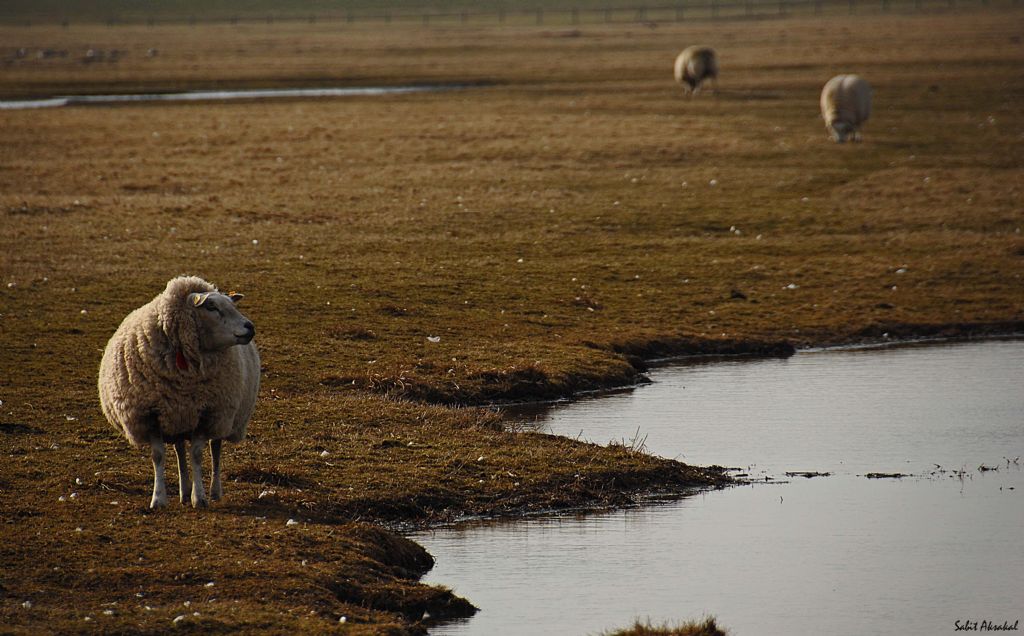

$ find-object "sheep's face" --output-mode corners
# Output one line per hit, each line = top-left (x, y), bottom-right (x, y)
(189, 291), (256, 351)
(830, 121), (853, 143)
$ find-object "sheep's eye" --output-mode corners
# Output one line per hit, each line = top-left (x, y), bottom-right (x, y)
(203, 304), (221, 314)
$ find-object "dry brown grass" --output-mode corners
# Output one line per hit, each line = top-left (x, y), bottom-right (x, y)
(602, 617), (728, 636)
(2, 9), (1023, 633)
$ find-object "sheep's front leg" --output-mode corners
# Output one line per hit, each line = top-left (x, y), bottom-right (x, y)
(210, 439), (223, 501)
(174, 440), (190, 505)
(149, 436), (168, 509)
(189, 435), (208, 508)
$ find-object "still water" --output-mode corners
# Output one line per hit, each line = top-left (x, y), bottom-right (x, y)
(413, 341), (1024, 635)
(0, 84), (465, 110)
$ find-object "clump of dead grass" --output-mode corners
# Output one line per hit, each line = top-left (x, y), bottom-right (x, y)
(601, 616), (728, 636)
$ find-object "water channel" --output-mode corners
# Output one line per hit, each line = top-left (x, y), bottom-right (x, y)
(0, 84), (466, 110)
(412, 340), (1024, 635)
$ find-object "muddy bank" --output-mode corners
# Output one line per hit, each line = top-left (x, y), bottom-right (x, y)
(811, 320), (1024, 349)
(319, 322), (1024, 408)
(321, 334), (796, 406)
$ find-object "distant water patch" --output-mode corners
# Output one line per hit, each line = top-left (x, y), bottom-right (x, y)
(0, 84), (469, 110)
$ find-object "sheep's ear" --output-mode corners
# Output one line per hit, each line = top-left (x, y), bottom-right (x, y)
(189, 292), (211, 307)
(227, 291), (244, 303)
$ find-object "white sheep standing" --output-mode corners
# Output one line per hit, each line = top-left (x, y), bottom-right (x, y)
(820, 74), (872, 142)
(98, 276), (260, 509)
(674, 46), (718, 95)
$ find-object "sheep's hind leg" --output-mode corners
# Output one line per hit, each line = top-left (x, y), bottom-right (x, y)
(149, 436), (168, 509)
(174, 440), (190, 505)
(189, 435), (208, 508)
(210, 439), (223, 501)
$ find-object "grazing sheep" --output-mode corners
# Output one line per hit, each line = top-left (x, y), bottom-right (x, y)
(674, 46), (718, 95)
(820, 74), (872, 142)
(98, 276), (260, 509)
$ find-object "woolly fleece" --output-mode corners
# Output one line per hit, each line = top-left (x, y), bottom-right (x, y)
(98, 276), (260, 448)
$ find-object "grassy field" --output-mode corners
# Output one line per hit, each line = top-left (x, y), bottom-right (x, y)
(1, 0), (1017, 25)
(2, 8), (1023, 634)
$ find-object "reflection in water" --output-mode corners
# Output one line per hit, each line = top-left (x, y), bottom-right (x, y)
(517, 340), (1024, 475)
(413, 341), (1024, 636)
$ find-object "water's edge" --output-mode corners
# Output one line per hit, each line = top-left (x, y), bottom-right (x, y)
(414, 340), (1024, 635)
(495, 330), (1024, 412)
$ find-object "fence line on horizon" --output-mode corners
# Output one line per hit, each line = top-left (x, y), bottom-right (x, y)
(3, 0), (1020, 28)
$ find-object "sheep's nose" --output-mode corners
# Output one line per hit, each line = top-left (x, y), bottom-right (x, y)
(244, 321), (255, 336)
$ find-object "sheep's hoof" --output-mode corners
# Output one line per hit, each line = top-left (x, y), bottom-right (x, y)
(191, 495), (208, 509)
(150, 497), (168, 509)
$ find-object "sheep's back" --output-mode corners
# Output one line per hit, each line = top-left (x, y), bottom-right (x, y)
(675, 47), (715, 84)
(842, 75), (871, 124)
(98, 303), (167, 447)
(821, 74), (871, 126)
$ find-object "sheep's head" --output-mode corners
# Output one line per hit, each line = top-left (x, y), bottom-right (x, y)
(189, 291), (256, 351)
(829, 121), (853, 143)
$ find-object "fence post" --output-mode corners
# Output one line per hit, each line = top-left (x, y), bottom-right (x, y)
(636, 6), (647, 21)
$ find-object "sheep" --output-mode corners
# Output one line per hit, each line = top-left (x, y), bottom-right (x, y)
(674, 46), (718, 95)
(820, 74), (872, 142)
(98, 276), (260, 509)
